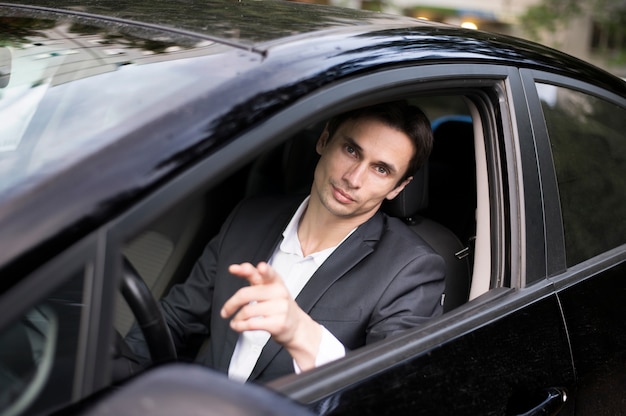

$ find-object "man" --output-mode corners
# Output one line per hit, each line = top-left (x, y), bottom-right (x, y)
(126, 100), (445, 383)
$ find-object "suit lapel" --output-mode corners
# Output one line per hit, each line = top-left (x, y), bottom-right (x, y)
(249, 211), (385, 380)
(218, 197), (303, 373)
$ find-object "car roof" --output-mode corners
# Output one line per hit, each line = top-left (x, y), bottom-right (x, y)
(0, 0), (431, 50)
(1, 0), (624, 292)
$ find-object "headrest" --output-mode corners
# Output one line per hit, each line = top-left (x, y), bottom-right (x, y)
(382, 163), (428, 219)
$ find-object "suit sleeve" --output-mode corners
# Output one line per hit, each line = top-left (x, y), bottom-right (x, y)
(366, 250), (445, 344)
(158, 237), (219, 350)
(125, 201), (240, 362)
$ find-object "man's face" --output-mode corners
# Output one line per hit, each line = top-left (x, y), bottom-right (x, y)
(312, 117), (414, 221)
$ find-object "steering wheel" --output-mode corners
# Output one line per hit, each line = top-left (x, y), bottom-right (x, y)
(120, 259), (177, 363)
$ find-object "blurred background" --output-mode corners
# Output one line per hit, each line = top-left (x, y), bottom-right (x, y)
(294, 0), (626, 78)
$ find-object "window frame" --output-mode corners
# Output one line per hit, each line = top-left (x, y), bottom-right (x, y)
(520, 69), (626, 278)
(0, 231), (114, 413)
(99, 62), (538, 387)
(105, 62), (521, 297)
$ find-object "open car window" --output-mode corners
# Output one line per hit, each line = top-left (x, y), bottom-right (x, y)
(114, 89), (497, 369)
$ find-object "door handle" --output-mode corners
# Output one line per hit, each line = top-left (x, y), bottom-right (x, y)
(509, 387), (568, 416)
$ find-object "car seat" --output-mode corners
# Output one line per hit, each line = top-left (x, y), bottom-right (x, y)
(425, 116), (477, 252)
(383, 165), (471, 312)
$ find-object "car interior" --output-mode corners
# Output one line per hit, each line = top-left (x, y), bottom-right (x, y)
(0, 91), (495, 414)
(115, 92), (493, 366)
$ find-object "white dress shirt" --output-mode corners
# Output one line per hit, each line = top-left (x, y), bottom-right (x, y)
(228, 197), (351, 382)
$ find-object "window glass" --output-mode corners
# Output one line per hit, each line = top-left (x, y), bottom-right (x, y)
(0, 270), (86, 415)
(537, 83), (626, 265)
(0, 16), (236, 198)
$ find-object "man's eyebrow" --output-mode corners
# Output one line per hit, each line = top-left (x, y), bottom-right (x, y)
(344, 136), (363, 153)
(377, 160), (398, 174)
(344, 136), (399, 174)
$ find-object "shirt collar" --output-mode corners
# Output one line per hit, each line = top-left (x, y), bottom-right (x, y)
(279, 196), (309, 257)
(279, 196), (356, 266)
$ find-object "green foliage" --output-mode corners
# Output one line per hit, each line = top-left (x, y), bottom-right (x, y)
(520, 0), (626, 37)
(0, 17), (55, 46)
(519, 0), (582, 39)
(520, 0), (626, 69)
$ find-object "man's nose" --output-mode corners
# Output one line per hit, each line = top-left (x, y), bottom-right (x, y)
(343, 163), (366, 188)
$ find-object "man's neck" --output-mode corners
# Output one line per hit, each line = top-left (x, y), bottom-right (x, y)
(297, 197), (375, 257)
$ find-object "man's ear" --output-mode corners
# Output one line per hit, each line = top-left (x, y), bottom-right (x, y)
(386, 176), (413, 200)
(316, 127), (330, 155)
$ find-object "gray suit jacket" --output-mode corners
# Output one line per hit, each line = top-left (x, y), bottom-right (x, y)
(130, 195), (445, 383)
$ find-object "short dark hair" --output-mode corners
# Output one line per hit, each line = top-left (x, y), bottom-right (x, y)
(325, 100), (433, 183)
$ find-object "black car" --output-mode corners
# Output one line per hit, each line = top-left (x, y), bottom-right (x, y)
(1, 1), (625, 415)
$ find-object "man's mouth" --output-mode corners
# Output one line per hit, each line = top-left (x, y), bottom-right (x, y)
(332, 185), (355, 203)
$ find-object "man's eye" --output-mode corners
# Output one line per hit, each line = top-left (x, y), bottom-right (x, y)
(375, 166), (389, 175)
(345, 145), (356, 154)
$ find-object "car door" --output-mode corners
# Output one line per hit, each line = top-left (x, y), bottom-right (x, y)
(0, 233), (117, 415)
(522, 70), (626, 414)
(86, 60), (577, 414)
(255, 64), (577, 415)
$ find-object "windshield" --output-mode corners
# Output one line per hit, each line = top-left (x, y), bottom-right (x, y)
(0, 15), (235, 198)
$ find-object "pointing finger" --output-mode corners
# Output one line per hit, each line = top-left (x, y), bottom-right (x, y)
(228, 262), (263, 285)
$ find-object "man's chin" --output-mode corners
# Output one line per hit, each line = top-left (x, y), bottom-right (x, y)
(326, 201), (379, 220)
(320, 198), (355, 217)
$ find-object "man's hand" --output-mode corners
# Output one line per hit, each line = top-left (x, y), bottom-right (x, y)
(220, 262), (322, 371)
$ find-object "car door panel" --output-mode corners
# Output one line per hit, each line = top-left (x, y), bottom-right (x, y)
(523, 70), (626, 414)
(554, 257), (626, 414)
(274, 287), (575, 415)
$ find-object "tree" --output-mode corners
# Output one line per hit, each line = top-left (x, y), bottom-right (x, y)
(520, 0), (626, 66)
(520, 0), (626, 41)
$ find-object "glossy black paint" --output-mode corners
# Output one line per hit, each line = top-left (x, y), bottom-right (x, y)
(1, 0), (396, 48)
(74, 363), (316, 416)
(554, 258), (626, 414)
(1, 0), (624, 295)
(271, 288), (575, 415)
(1, 2), (625, 415)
